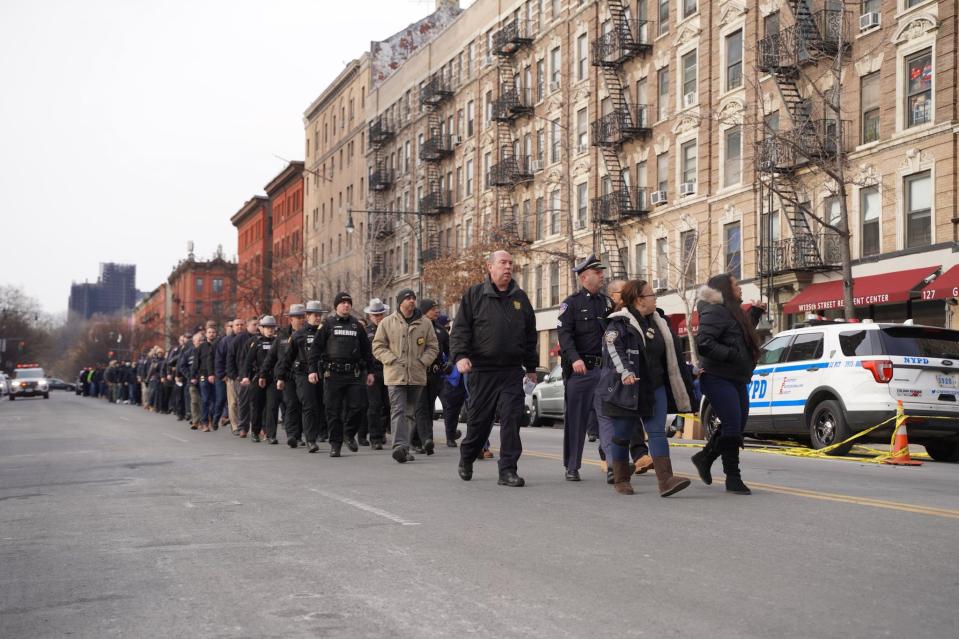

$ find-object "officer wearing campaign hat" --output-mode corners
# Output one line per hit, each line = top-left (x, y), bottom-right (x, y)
(241, 315), (279, 443)
(558, 254), (612, 481)
(265, 304), (306, 447)
(276, 299), (328, 452)
(362, 298), (390, 449)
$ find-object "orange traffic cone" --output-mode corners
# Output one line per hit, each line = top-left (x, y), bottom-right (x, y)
(883, 400), (923, 466)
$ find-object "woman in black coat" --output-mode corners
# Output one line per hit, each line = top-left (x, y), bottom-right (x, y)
(692, 273), (765, 494)
(599, 279), (696, 496)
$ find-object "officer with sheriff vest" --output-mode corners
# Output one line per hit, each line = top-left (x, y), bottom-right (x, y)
(558, 255), (612, 482)
(276, 300), (327, 453)
(266, 304), (306, 448)
(241, 315), (278, 443)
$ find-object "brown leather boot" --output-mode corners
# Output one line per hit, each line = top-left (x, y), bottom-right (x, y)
(611, 460), (634, 495)
(652, 457), (690, 497)
(633, 454), (654, 475)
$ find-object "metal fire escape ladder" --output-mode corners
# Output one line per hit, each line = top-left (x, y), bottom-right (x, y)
(368, 115), (396, 290)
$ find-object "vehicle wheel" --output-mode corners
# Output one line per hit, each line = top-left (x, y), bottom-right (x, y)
(530, 398), (543, 427)
(43, 393), (49, 399)
(702, 402), (720, 439)
(808, 400), (852, 455)
(922, 439), (959, 462)
(8, 395), (14, 401)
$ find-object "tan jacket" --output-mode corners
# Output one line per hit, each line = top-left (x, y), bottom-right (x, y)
(372, 310), (439, 386)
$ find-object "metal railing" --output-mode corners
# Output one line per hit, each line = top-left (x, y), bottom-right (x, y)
(591, 187), (650, 223)
(757, 233), (841, 276)
(488, 155), (534, 187)
(591, 20), (652, 66)
(420, 134), (454, 162)
(419, 190), (453, 214)
(756, 119), (847, 172)
(492, 86), (534, 121)
(492, 19), (534, 56)
(590, 106), (650, 147)
(369, 167), (395, 191)
(369, 115), (395, 145)
(420, 73), (455, 106)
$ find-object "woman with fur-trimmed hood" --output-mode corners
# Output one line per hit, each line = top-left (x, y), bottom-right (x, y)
(692, 273), (765, 495)
(598, 279), (696, 497)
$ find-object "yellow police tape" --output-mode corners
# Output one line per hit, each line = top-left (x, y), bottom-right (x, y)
(669, 407), (938, 464)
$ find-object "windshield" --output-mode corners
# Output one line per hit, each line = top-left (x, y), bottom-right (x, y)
(14, 368), (44, 379)
(879, 327), (959, 359)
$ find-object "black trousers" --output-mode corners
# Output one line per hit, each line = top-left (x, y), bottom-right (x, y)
(171, 381), (185, 417)
(251, 383), (278, 438)
(412, 372), (443, 446)
(365, 373), (389, 443)
(324, 375), (366, 445)
(461, 368), (524, 473)
(441, 379), (466, 439)
(281, 380), (302, 441)
(295, 374), (322, 444)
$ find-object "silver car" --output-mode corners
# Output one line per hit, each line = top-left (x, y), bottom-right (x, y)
(531, 365), (565, 426)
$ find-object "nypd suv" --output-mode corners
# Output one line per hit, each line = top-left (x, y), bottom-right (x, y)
(699, 321), (959, 462)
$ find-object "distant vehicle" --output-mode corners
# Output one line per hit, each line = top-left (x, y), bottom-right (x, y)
(531, 365), (565, 426)
(47, 378), (76, 392)
(433, 367), (544, 426)
(0, 372), (8, 396)
(8, 365), (49, 400)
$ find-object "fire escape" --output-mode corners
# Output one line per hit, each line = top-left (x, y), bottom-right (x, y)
(419, 71), (455, 263)
(490, 17), (534, 243)
(590, 1), (652, 279)
(756, 1), (849, 280)
(368, 114), (396, 290)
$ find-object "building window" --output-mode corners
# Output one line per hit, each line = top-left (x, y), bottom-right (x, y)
(536, 197), (545, 240)
(655, 237), (668, 284)
(681, 230), (697, 289)
(195, 277), (203, 292)
(658, 0), (669, 36)
(634, 242), (647, 280)
(465, 218), (474, 247)
(467, 100), (475, 136)
(483, 152), (491, 189)
(823, 197), (842, 264)
(485, 90), (493, 123)
(550, 47), (561, 86)
(860, 186), (880, 257)
(725, 29), (743, 91)
(535, 264), (543, 308)
(212, 278), (223, 294)
(724, 222), (742, 280)
(195, 301), (203, 317)
(723, 126), (742, 187)
(549, 190), (561, 234)
(680, 140), (697, 186)
(522, 199), (531, 239)
(536, 59), (545, 100)
(656, 152), (668, 193)
(905, 49), (932, 128)
(905, 171), (931, 249)
(576, 33), (588, 81)
(681, 50), (697, 105)
(466, 160), (474, 196)
(683, 0), (697, 18)
(657, 66), (669, 121)
(550, 261), (560, 306)
(551, 119), (561, 163)
(576, 108), (587, 150)
(861, 72), (880, 143)
(576, 182), (588, 229)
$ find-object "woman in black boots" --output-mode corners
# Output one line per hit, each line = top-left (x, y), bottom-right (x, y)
(599, 279), (696, 496)
(692, 274), (765, 494)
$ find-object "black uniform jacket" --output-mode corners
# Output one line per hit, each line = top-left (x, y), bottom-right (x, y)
(450, 276), (537, 372)
(308, 314), (374, 376)
(242, 335), (276, 381)
(276, 323), (317, 379)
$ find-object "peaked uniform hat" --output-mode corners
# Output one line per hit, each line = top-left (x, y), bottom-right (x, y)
(288, 304), (306, 317)
(364, 298), (390, 315)
(572, 254), (607, 275)
(305, 300), (324, 313)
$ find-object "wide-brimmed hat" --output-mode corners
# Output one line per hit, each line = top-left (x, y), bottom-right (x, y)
(288, 304), (306, 317)
(305, 300), (324, 314)
(259, 315), (277, 327)
(364, 298), (390, 315)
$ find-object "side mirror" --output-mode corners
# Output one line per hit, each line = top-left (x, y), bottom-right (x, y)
(541, 374), (550, 383)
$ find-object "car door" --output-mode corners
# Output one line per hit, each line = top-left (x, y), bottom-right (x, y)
(540, 365), (565, 415)
(748, 335), (793, 435)
(772, 331), (826, 434)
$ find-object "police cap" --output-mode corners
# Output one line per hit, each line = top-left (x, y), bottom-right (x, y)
(572, 254), (607, 275)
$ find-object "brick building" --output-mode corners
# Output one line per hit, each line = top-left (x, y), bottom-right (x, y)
(132, 283), (169, 351)
(231, 196), (272, 318)
(264, 161), (305, 316)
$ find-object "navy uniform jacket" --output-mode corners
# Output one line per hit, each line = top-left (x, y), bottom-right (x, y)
(557, 287), (612, 365)
(308, 315), (374, 376)
(450, 276), (537, 372)
(276, 323), (318, 379)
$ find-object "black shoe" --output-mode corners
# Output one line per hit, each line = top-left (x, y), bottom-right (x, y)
(598, 446), (606, 462)
(587, 433), (598, 443)
(726, 475), (751, 495)
(251, 433), (260, 443)
(358, 437), (370, 447)
(232, 429), (240, 436)
(318, 436), (328, 443)
(565, 469), (581, 482)
(424, 439), (435, 455)
(372, 441), (384, 451)
(268, 438), (278, 445)
(346, 436), (358, 453)
(308, 442), (319, 453)
(454, 429), (462, 440)
(606, 469), (615, 485)
(692, 430), (722, 485)
(329, 443), (342, 457)
(497, 471), (525, 487)
(299, 440), (306, 447)
(412, 446), (425, 455)
(458, 459), (473, 481)
(446, 439), (458, 448)
(287, 437), (298, 449)
(719, 436), (751, 495)
(392, 446), (408, 463)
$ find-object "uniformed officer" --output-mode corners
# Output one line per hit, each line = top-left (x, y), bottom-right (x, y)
(242, 315), (278, 443)
(276, 300), (327, 453)
(363, 298), (390, 450)
(558, 254), (612, 481)
(268, 304), (306, 448)
(412, 299), (448, 453)
(308, 292), (375, 458)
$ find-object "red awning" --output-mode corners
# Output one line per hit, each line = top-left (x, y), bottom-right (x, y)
(669, 304), (753, 337)
(919, 265), (959, 301)
(782, 266), (939, 314)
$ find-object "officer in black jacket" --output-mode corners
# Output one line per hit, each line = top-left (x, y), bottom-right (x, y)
(277, 300), (326, 453)
(450, 251), (538, 487)
(557, 255), (612, 482)
(242, 315), (278, 443)
(412, 298), (449, 452)
(268, 304), (306, 448)
(308, 292), (374, 458)
(361, 298), (390, 450)
(231, 318), (258, 437)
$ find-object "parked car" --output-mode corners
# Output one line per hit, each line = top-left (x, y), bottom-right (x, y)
(8, 365), (49, 400)
(531, 365), (565, 426)
(433, 367), (545, 426)
(0, 372), (8, 396)
(699, 320), (959, 462)
(47, 378), (76, 391)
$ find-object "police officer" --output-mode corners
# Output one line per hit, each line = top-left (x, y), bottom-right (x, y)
(267, 304), (306, 448)
(242, 315), (278, 443)
(451, 250), (538, 487)
(308, 292), (375, 458)
(413, 299), (448, 452)
(558, 254), (612, 482)
(363, 298), (390, 450)
(231, 318), (258, 437)
(277, 300), (326, 453)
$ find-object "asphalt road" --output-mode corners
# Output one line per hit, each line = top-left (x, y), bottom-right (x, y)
(2, 394), (958, 639)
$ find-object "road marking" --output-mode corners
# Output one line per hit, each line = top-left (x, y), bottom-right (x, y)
(516, 449), (959, 520)
(308, 488), (420, 526)
(118, 416), (133, 422)
(162, 433), (189, 443)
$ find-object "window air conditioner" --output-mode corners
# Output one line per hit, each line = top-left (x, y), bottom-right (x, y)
(683, 92), (696, 108)
(452, 135), (462, 145)
(530, 160), (544, 172)
(650, 190), (668, 206)
(652, 278), (668, 291)
(859, 12), (880, 31)
(482, 55), (493, 68)
(550, 80), (561, 93)
(576, 143), (588, 154)
(680, 181), (696, 196)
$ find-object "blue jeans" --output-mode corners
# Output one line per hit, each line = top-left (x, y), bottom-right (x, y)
(609, 385), (669, 461)
(213, 379), (227, 423)
(199, 380), (215, 424)
(699, 373), (750, 438)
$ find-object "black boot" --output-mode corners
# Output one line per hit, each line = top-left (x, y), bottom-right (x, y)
(691, 429), (722, 485)
(719, 436), (751, 495)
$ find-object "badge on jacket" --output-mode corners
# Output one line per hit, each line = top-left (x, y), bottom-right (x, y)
(513, 300), (521, 310)
(417, 337), (424, 345)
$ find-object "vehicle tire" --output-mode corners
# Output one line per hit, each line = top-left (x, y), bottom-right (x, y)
(808, 400), (853, 455)
(530, 397), (543, 427)
(701, 402), (720, 440)
(43, 392), (49, 399)
(8, 395), (14, 401)
(922, 439), (959, 463)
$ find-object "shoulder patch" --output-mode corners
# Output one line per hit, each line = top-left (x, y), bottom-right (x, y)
(604, 330), (618, 344)
(513, 300), (521, 310)
(559, 303), (568, 313)
(417, 337), (425, 345)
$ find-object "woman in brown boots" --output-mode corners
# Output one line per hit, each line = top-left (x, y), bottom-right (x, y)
(598, 279), (697, 496)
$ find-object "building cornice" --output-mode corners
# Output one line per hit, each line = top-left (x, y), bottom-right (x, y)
(264, 161), (305, 196)
(303, 53), (369, 122)
(230, 195), (270, 227)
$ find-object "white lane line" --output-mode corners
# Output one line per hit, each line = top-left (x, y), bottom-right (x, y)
(118, 416), (133, 422)
(308, 488), (420, 526)
(162, 433), (189, 443)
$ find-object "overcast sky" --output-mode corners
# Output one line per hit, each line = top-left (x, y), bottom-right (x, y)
(0, 0), (470, 314)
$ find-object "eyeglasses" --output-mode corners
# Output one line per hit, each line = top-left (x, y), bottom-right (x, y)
(638, 294), (657, 298)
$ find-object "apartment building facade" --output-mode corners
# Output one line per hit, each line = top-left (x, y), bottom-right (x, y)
(231, 195), (272, 318)
(264, 161), (305, 317)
